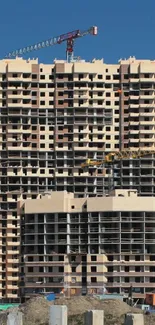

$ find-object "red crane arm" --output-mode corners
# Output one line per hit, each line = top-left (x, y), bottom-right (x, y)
(6, 26), (97, 62)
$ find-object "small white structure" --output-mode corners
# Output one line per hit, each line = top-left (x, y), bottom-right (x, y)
(7, 311), (23, 325)
(49, 305), (68, 325)
(85, 310), (104, 325)
(124, 313), (144, 325)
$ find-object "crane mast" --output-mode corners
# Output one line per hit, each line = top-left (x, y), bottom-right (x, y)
(6, 26), (98, 62)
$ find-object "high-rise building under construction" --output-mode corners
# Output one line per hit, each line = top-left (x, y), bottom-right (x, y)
(0, 55), (155, 300)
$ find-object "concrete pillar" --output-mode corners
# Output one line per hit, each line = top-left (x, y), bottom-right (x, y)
(7, 311), (23, 325)
(34, 213), (38, 249)
(49, 305), (67, 325)
(67, 213), (70, 254)
(85, 310), (104, 325)
(54, 213), (59, 253)
(124, 313), (144, 325)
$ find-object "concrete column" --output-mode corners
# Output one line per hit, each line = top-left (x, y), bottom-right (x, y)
(44, 213), (47, 253)
(54, 213), (58, 253)
(85, 310), (104, 325)
(67, 213), (70, 254)
(124, 313), (144, 325)
(34, 213), (38, 246)
(98, 212), (101, 253)
(129, 158), (133, 186)
(49, 305), (67, 325)
(87, 214), (90, 254)
(7, 311), (23, 325)
(143, 211), (145, 255)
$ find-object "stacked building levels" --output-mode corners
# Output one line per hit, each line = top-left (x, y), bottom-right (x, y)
(0, 55), (155, 300)
(18, 189), (155, 301)
(18, 191), (108, 300)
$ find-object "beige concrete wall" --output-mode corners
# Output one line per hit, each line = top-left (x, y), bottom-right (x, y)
(87, 196), (155, 212)
(21, 189), (155, 214)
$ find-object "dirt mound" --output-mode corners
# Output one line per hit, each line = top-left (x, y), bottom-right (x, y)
(20, 296), (51, 325)
(54, 296), (141, 317)
(99, 299), (142, 318)
(20, 295), (143, 325)
(54, 296), (101, 316)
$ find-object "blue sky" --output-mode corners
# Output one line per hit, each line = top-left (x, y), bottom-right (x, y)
(1, 0), (155, 64)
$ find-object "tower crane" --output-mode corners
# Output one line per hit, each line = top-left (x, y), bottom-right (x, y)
(81, 149), (155, 168)
(6, 26), (98, 62)
(81, 149), (155, 192)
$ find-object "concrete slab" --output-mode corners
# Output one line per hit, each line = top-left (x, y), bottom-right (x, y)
(7, 311), (23, 325)
(49, 305), (68, 325)
(124, 313), (144, 325)
(85, 310), (104, 325)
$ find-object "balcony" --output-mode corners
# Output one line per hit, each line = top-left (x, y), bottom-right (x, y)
(129, 104), (139, 109)
(129, 121), (139, 125)
(140, 94), (154, 100)
(100, 216), (120, 222)
(26, 272), (64, 277)
(130, 78), (140, 83)
(89, 228), (99, 233)
(70, 229), (79, 234)
(89, 238), (98, 243)
(139, 77), (154, 83)
(139, 120), (154, 125)
(145, 239), (155, 243)
(70, 218), (79, 223)
(57, 229), (67, 234)
(139, 112), (154, 116)
(139, 129), (153, 134)
(100, 238), (120, 243)
(107, 282), (155, 288)
(103, 228), (120, 233)
(25, 283), (63, 288)
(129, 113), (139, 117)
(145, 227), (155, 232)
(7, 101), (22, 108)
(130, 95), (139, 100)
(139, 106), (154, 112)
(70, 239), (79, 244)
(107, 272), (150, 276)
(140, 138), (154, 143)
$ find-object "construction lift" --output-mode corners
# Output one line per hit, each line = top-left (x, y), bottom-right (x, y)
(6, 26), (98, 62)
(81, 149), (155, 193)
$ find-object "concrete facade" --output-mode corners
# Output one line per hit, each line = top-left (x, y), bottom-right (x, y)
(19, 189), (155, 300)
(0, 55), (155, 300)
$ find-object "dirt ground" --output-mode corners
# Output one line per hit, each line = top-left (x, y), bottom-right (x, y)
(0, 296), (154, 325)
